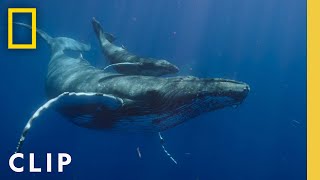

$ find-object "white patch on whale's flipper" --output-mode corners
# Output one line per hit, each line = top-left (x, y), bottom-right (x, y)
(57, 92), (123, 110)
(103, 62), (141, 71)
(16, 92), (123, 153)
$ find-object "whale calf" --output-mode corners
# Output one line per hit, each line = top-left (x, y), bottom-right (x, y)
(15, 23), (249, 153)
(92, 18), (179, 76)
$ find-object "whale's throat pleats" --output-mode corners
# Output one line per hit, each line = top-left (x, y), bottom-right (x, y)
(109, 96), (235, 132)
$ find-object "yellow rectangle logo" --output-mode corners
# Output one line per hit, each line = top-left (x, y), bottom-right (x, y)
(308, 0), (320, 179)
(8, 8), (37, 49)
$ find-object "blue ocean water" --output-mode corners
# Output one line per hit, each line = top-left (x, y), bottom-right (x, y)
(0, 0), (306, 179)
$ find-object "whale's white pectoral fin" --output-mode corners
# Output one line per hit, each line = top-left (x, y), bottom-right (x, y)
(103, 62), (141, 71)
(16, 92), (123, 153)
(16, 92), (70, 153)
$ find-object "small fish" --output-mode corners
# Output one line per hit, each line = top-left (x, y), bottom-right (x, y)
(137, 147), (142, 158)
(291, 120), (302, 127)
(292, 120), (301, 124)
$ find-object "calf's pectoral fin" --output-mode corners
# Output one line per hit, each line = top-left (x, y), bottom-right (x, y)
(15, 92), (123, 153)
(103, 62), (141, 71)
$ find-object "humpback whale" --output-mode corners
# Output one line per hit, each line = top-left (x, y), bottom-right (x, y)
(92, 18), (179, 76)
(15, 23), (250, 153)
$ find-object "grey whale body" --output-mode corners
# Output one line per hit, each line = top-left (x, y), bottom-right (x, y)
(15, 22), (250, 153)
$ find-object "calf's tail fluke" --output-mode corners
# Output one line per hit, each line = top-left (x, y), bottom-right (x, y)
(14, 22), (90, 53)
(92, 17), (115, 45)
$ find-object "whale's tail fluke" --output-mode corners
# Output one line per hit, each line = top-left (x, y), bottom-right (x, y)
(14, 22), (90, 54)
(14, 22), (53, 44)
(92, 17), (115, 45)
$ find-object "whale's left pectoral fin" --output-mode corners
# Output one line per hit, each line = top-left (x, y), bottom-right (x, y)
(15, 92), (123, 153)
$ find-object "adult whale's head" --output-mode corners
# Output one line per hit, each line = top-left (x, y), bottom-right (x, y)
(107, 75), (250, 131)
(160, 76), (249, 109)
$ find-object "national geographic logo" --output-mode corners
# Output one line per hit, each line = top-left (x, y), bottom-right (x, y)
(8, 8), (36, 49)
